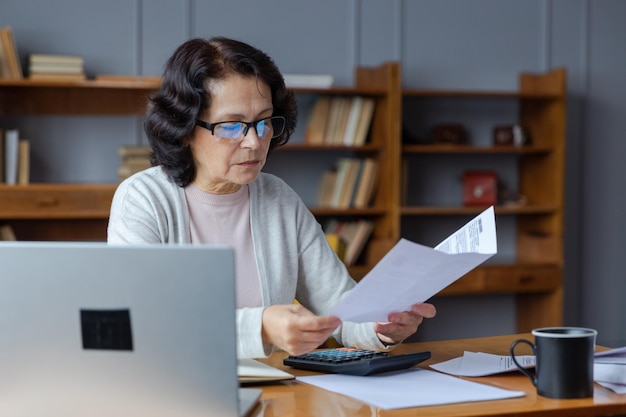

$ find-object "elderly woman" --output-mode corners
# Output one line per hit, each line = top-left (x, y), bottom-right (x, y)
(107, 36), (435, 359)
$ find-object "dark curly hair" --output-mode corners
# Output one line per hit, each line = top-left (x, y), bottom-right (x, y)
(144, 36), (298, 186)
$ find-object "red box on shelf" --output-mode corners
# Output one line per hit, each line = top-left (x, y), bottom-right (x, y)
(462, 171), (498, 206)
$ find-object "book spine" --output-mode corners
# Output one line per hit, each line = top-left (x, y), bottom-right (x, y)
(4, 129), (19, 185)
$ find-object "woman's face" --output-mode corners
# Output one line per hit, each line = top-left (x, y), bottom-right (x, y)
(189, 74), (273, 194)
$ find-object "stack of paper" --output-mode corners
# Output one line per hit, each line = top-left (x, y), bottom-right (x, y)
(429, 347), (626, 395)
(594, 347), (626, 394)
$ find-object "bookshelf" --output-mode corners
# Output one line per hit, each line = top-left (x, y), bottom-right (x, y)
(268, 62), (401, 279)
(401, 68), (566, 331)
(0, 65), (567, 332)
(0, 78), (158, 241)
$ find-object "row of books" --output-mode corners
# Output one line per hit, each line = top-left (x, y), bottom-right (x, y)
(0, 27), (22, 79)
(117, 145), (152, 181)
(0, 26), (86, 81)
(317, 157), (378, 209)
(304, 96), (376, 146)
(0, 128), (29, 185)
(324, 219), (375, 267)
(28, 53), (85, 82)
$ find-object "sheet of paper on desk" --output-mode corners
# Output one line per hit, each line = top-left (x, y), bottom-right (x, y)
(297, 368), (524, 410)
(331, 206), (497, 323)
(430, 351), (536, 377)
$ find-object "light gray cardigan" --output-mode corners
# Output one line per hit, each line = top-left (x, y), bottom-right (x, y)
(108, 166), (386, 358)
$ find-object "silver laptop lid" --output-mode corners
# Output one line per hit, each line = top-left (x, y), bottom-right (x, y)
(0, 242), (242, 417)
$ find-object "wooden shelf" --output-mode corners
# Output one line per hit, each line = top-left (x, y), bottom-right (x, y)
(288, 85), (387, 96)
(0, 183), (116, 219)
(402, 144), (552, 155)
(278, 143), (383, 152)
(0, 65), (566, 333)
(400, 205), (559, 216)
(439, 263), (561, 295)
(402, 88), (561, 100)
(401, 68), (567, 331)
(0, 78), (159, 115)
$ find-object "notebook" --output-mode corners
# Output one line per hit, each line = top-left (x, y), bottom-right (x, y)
(0, 241), (261, 417)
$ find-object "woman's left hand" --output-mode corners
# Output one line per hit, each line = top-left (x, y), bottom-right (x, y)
(374, 303), (436, 346)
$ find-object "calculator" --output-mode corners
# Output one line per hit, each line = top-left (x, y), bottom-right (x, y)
(283, 348), (431, 376)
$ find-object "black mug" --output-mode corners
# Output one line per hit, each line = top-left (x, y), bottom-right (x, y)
(510, 327), (597, 399)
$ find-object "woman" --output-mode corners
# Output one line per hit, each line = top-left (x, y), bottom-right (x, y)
(108, 36), (435, 359)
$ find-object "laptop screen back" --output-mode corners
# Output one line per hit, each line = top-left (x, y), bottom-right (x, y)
(0, 242), (241, 417)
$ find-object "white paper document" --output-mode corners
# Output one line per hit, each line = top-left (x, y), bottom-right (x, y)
(332, 206), (497, 322)
(595, 346), (626, 363)
(430, 351), (536, 377)
(296, 368), (524, 410)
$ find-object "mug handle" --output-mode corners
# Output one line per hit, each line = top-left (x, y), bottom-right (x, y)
(510, 338), (537, 387)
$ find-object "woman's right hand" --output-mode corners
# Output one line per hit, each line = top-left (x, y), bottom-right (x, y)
(261, 304), (341, 356)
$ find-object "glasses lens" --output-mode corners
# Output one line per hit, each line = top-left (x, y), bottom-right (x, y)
(214, 122), (244, 140)
(255, 118), (273, 140)
(269, 116), (285, 138)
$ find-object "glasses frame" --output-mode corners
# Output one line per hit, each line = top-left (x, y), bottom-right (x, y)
(195, 116), (286, 143)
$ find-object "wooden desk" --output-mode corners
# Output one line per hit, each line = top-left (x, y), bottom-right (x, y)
(253, 334), (626, 417)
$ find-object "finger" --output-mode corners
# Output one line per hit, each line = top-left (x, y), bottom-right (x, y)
(411, 303), (437, 318)
(298, 315), (341, 332)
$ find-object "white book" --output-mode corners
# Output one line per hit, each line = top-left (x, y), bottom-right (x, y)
(329, 158), (352, 208)
(341, 96), (364, 146)
(4, 129), (19, 185)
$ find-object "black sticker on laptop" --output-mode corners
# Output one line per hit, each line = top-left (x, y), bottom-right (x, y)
(80, 309), (134, 351)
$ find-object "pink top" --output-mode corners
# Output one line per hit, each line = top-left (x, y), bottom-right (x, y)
(184, 183), (262, 308)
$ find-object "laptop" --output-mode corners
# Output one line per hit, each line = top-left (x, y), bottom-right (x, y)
(0, 241), (261, 417)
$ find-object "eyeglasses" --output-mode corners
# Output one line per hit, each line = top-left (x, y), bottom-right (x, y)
(195, 116), (286, 144)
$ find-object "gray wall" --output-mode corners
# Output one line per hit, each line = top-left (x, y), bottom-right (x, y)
(1, 0), (625, 347)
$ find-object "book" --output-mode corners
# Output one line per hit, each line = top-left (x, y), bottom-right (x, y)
(341, 96), (364, 145)
(323, 97), (347, 145)
(0, 223), (17, 241)
(328, 158), (353, 208)
(17, 139), (29, 185)
(4, 128), (19, 184)
(29, 54), (84, 66)
(304, 96), (331, 145)
(28, 72), (86, 82)
(0, 27), (23, 79)
(352, 98), (376, 146)
(0, 35), (10, 78)
(323, 218), (375, 267)
(343, 219), (375, 266)
(330, 97), (352, 145)
(0, 128), (4, 182)
(337, 158), (361, 209)
(325, 233), (346, 261)
(316, 168), (337, 208)
(237, 358), (294, 383)
(29, 64), (84, 74)
(28, 54), (86, 81)
(352, 158), (379, 208)
(117, 146), (152, 181)
(118, 145), (152, 159)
